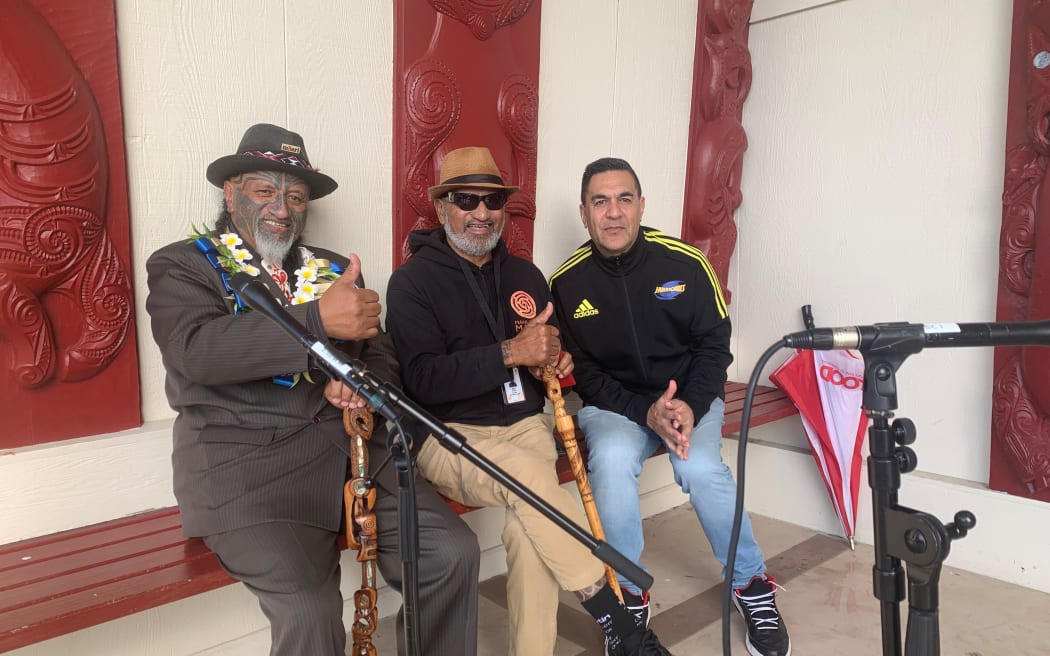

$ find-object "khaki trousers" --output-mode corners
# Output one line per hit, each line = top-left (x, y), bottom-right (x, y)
(416, 414), (604, 656)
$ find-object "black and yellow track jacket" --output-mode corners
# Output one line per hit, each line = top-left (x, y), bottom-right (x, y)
(549, 226), (732, 428)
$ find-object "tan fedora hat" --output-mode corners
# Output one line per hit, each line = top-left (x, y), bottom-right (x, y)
(206, 123), (338, 199)
(428, 146), (520, 199)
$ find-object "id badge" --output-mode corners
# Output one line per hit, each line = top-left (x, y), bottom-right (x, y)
(503, 367), (527, 404)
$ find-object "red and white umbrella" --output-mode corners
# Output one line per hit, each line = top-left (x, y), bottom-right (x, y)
(770, 349), (868, 548)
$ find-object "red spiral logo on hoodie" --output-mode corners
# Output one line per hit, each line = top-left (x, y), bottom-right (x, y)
(510, 291), (536, 319)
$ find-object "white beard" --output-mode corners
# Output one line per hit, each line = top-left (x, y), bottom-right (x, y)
(444, 221), (502, 258)
(255, 231), (294, 267)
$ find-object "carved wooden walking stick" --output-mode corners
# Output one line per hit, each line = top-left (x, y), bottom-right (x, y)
(542, 365), (623, 603)
(344, 406), (379, 656)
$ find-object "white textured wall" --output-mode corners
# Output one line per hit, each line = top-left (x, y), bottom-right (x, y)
(121, 0), (395, 424)
(734, 0), (1010, 483)
(534, 0), (699, 276)
(5, 0), (1050, 652)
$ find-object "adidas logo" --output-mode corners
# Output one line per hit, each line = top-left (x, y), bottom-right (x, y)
(573, 299), (600, 319)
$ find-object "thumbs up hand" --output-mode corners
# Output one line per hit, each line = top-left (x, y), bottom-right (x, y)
(317, 253), (381, 341)
(501, 302), (561, 369)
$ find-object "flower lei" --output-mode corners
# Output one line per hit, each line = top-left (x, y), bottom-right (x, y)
(190, 225), (342, 304)
(189, 225), (344, 386)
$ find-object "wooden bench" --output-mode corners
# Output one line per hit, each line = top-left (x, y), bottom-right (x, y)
(0, 382), (796, 652)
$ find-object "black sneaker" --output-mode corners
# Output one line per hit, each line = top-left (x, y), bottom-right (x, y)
(608, 628), (673, 656)
(732, 574), (791, 656)
(605, 590), (651, 656)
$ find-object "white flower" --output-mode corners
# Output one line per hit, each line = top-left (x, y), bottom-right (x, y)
(219, 233), (243, 248)
(232, 248), (253, 262)
(297, 280), (318, 296)
(242, 264), (261, 276)
(294, 265), (318, 283)
(292, 290), (314, 305)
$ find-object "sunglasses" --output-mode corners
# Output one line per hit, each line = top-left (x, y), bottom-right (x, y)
(445, 191), (508, 212)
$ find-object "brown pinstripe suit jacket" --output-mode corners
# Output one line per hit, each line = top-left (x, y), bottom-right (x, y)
(146, 238), (399, 538)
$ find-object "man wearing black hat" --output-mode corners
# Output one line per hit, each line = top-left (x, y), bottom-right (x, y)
(385, 146), (672, 656)
(145, 124), (480, 656)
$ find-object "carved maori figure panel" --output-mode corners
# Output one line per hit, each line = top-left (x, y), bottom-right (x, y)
(1, 0), (140, 448)
(681, 0), (755, 304)
(992, 0), (1050, 501)
(394, 0), (540, 266)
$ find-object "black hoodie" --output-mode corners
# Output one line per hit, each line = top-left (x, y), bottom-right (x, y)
(386, 227), (553, 426)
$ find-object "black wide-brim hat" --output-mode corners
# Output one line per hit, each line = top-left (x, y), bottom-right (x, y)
(206, 123), (338, 199)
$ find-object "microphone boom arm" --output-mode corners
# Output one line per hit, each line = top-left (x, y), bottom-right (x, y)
(229, 272), (653, 592)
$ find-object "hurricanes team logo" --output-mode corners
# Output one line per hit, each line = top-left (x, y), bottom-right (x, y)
(654, 280), (686, 300)
(510, 291), (537, 319)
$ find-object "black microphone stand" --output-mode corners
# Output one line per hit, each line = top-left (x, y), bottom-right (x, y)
(236, 305), (654, 655)
(326, 357), (653, 656)
(860, 335), (976, 656)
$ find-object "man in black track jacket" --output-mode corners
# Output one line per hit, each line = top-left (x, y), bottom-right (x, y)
(549, 157), (792, 656)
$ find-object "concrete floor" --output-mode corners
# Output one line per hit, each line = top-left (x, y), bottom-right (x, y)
(361, 502), (1050, 655)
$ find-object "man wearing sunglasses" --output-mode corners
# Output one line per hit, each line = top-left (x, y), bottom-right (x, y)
(386, 147), (672, 656)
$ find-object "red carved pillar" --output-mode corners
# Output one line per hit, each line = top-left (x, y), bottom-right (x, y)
(393, 0), (541, 266)
(680, 0), (755, 304)
(991, 0), (1050, 501)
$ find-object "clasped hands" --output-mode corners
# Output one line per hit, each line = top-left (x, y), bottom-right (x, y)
(647, 380), (693, 460)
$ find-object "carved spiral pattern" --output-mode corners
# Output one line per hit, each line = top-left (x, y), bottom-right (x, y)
(404, 59), (461, 222)
(498, 73), (537, 208)
(21, 205), (99, 270)
(4, 279), (42, 332)
(992, 356), (1050, 492)
(498, 74), (537, 151)
(406, 61), (461, 134)
(2, 281), (48, 387)
(84, 281), (131, 331)
(999, 146), (1039, 297)
(699, 35), (752, 121)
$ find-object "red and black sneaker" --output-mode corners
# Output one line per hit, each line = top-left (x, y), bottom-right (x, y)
(733, 574), (791, 656)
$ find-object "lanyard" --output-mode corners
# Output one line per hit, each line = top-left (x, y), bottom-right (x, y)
(456, 253), (504, 342)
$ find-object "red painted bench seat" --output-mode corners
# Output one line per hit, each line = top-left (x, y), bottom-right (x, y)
(0, 383), (796, 652)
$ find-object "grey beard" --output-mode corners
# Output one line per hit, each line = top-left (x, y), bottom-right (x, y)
(255, 231), (294, 267)
(444, 221), (501, 258)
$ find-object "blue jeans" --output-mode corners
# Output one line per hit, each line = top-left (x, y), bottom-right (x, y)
(578, 397), (767, 592)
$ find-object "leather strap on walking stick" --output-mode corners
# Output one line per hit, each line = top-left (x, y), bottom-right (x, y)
(344, 407), (379, 656)
(542, 365), (624, 602)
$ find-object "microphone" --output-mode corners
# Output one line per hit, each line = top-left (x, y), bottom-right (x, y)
(231, 272), (318, 351)
(230, 272), (400, 419)
(783, 320), (1050, 352)
(230, 271), (360, 378)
